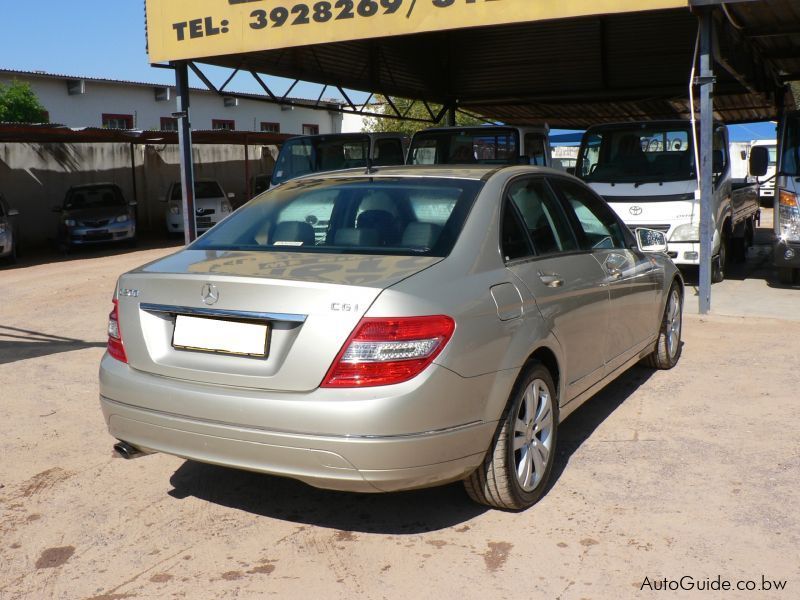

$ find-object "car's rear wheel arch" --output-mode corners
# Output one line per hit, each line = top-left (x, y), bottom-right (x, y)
(522, 347), (561, 407)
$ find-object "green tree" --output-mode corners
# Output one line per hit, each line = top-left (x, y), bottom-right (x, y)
(362, 95), (487, 137)
(0, 80), (49, 124)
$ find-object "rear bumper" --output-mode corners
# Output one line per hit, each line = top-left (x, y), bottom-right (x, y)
(99, 355), (501, 493)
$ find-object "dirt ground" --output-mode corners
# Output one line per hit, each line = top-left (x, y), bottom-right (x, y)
(1, 240), (798, 599)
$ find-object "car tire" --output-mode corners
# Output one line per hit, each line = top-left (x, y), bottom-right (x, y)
(464, 363), (558, 510)
(711, 232), (727, 283)
(778, 267), (797, 285)
(643, 281), (683, 370)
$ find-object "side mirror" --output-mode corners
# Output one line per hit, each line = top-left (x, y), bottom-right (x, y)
(748, 146), (769, 177)
(635, 228), (668, 253)
(712, 149), (725, 174)
(8, 209), (19, 217)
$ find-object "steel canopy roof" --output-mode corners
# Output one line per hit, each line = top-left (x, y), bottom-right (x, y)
(145, 1), (800, 127)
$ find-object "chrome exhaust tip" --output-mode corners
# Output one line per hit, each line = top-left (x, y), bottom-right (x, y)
(113, 441), (144, 459)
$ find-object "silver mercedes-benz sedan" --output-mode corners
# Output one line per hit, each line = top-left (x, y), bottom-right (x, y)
(100, 165), (683, 510)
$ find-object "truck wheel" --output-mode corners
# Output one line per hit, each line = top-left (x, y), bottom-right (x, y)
(464, 363), (558, 510)
(711, 234), (727, 283)
(643, 282), (683, 370)
(778, 267), (797, 285)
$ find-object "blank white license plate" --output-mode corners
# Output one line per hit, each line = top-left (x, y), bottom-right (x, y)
(173, 315), (269, 357)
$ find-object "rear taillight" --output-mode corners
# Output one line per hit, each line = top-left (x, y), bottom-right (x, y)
(321, 316), (455, 388)
(107, 299), (127, 363)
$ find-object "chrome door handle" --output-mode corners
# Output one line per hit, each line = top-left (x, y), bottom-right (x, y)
(608, 269), (623, 280)
(538, 273), (564, 288)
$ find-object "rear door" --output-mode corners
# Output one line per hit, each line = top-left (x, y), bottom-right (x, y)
(549, 177), (662, 371)
(501, 176), (610, 401)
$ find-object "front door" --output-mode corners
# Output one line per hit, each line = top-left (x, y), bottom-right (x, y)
(550, 178), (662, 371)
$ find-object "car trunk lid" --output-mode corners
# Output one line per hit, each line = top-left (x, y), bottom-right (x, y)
(115, 249), (440, 392)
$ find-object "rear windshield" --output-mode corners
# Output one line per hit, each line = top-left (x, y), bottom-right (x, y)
(272, 135), (371, 185)
(171, 181), (224, 200)
(64, 187), (124, 209)
(409, 128), (519, 165)
(577, 125), (695, 183)
(191, 177), (483, 257)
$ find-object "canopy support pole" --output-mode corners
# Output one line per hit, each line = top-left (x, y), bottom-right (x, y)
(698, 10), (715, 314)
(174, 61), (197, 245)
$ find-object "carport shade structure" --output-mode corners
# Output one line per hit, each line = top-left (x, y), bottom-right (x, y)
(144, 0), (800, 313)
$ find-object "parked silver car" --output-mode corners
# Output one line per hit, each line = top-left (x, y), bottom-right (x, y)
(100, 165), (683, 510)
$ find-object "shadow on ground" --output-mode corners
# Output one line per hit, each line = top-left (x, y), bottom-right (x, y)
(167, 362), (659, 532)
(0, 325), (106, 365)
(0, 234), (182, 271)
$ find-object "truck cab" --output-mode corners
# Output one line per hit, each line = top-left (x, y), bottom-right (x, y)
(407, 126), (551, 167)
(576, 120), (761, 282)
(774, 111), (800, 285)
(270, 132), (408, 187)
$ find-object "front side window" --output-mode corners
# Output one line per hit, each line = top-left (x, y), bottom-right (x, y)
(507, 179), (578, 255)
(191, 177), (483, 257)
(551, 179), (627, 250)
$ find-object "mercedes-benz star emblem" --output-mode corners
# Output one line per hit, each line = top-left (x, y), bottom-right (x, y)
(629, 205), (643, 216)
(201, 283), (219, 306)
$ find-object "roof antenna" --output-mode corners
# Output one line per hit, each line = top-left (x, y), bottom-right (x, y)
(365, 152), (377, 175)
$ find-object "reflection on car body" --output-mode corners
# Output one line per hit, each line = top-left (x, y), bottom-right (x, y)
(100, 165), (683, 510)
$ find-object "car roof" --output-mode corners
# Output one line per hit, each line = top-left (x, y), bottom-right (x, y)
(288, 164), (572, 183)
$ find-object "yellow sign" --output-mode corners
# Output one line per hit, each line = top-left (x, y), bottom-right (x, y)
(146, 0), (687, 64)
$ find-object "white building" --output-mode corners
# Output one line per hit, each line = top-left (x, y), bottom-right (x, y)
(0, 68), (344, 135)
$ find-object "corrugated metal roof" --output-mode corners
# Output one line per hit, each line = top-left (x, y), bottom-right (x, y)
(173, 2), (800, 126)
(0, 122), (292, 145)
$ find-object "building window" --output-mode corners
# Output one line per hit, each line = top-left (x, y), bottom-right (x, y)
(261, 122), (280, 133)
(212, 119), (235, 131)
(160, 117), (178, 131)
(102, 114), (134, 129)
(302, 124), (319, 135)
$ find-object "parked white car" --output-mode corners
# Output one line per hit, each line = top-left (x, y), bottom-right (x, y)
(165, 180), (233, 235)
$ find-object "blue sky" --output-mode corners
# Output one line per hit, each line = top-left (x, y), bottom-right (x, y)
(0, 1), (776, 141)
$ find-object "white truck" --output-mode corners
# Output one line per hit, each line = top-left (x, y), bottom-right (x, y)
(772, 111), (800, 284)
(407, 125), (552, 167)
(575, 120), (761, 282)
(750, 138), (778, 206)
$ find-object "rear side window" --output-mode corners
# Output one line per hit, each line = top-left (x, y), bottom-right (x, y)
(191, 177), (483, 257)
(507, 178), (578, 255)
(550, 179), (628, 250)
